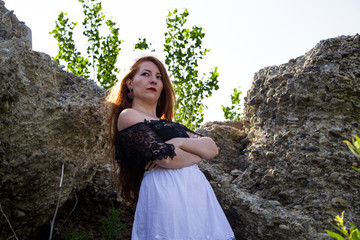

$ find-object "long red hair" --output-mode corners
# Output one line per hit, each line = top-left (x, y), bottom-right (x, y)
(106, 56), (175, 205)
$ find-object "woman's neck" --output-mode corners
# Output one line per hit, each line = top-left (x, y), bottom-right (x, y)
(131, 101), (157, 118)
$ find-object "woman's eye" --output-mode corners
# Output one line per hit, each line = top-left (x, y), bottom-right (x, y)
(156, 75), (162, 80)
(141, 72), (149, 76)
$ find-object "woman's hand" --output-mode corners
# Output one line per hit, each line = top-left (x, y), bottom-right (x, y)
(187, 132), (201, 139)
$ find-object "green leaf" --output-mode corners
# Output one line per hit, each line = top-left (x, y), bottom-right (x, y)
(325, 230), (346, 240)
(349, 225), (360, 240)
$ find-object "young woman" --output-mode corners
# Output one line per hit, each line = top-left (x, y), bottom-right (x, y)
(107, 56), (235, 239)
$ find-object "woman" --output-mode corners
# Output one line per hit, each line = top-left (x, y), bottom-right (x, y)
(107, 56), (235, 240)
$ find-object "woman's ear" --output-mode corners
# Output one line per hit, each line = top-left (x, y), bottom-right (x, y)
(126, 79), (133, 89)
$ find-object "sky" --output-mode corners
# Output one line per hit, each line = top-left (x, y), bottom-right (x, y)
(4, 0), (360, 123)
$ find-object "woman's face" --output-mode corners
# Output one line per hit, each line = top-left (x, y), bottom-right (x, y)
(127, 61), (164, 104)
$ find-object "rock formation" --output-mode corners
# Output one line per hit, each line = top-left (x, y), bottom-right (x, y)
(237, 34), (360, 239)
(201, 34), (360, 239)
(1, 1), (359, 239)
(0, 1), (109, 238)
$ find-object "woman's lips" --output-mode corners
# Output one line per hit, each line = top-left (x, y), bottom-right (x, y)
(147, 87), (157, 92)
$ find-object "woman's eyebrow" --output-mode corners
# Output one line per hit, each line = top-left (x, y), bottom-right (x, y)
(142, 69), (161, 75)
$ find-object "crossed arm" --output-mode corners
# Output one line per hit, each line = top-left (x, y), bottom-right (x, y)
(152, 133), (219, 169)
(117, 109), (218, 170)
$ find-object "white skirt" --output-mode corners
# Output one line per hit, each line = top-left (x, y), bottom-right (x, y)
(132, 165), (235, 240)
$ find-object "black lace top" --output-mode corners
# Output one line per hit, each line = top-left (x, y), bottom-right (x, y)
(115, 119), (200, 169)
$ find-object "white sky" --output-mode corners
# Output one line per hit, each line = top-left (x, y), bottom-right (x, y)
(4, 0), (360, 123)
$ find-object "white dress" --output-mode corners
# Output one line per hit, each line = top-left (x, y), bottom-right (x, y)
(132, 165), (235, 240)
(115, 119), (235, 240)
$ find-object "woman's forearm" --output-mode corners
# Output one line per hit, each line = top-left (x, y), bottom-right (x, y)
(154, 146), (202, 169)
(153, 137), (218, 169)
(174, 137), (219, 160)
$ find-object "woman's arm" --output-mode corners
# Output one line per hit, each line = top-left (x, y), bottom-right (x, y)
(152, 131), (218, 169)
(153, 145), (202, 169)
(152, 136), (218, 169)
(117, 109), (203, 170)
(167, 137), (219, 160)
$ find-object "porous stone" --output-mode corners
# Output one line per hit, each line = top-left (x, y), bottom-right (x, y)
(240, 33), (360, 239)
(0, 2), (108, 238)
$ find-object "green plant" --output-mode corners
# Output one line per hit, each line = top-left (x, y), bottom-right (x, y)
(325, 136), (360, 239)
(50, 0), (122, 89)
(99, 207), (127, 240)
(51, 4), (219, 126)
(59, 207), (126, 240)
(344, 135), (360, 172)
(326, 211), (360, 240)
(134, 37), (155, 52)
(61, 230), (89, 240)
(164, 8), (219, 129)
(50, 12), (90, 78)
(221, 86), (242, 121)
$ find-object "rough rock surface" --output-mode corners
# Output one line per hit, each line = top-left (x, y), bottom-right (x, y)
(238, 34), (360, 239)
(0, 1), (109, 238)
(1, 1), (360, 239)
(198, 35), (360, 239)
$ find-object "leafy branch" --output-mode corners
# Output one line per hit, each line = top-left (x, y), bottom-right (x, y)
(221, 86), (242, 121)
(50, 12), (90, 78)
(164, 8), (219, 129)
(50, 0), (122, 89)
(134, 37), (155, 52)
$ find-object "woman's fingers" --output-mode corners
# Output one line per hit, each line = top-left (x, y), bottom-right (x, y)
(145, 161), (157, 171)
(145, 161), (151, 170)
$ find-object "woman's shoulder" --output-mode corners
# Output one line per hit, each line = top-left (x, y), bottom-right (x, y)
(117, 109), (162, 131)
(117, 109), (143, 131)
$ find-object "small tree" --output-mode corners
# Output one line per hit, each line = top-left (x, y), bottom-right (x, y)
(50, 0), (122, 89)
(164, 9), (219, 129)
(50, 12), (90, 78)
(221, 86), (242, 121)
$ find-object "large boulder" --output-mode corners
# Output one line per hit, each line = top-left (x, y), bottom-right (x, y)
(0, 1), (109, 238)
(227, 34), (360, 239)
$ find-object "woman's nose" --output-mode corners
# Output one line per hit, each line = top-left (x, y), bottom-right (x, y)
(150, 75), (157, 84)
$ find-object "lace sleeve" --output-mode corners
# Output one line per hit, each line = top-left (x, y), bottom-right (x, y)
(115, 121), (176, 168)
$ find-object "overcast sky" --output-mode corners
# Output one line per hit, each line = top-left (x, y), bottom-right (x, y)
(5, 0), (360, 122)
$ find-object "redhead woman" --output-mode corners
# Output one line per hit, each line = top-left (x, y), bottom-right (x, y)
(107, 56), (235, 240)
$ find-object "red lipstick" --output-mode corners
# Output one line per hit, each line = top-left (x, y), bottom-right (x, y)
(147, 87), (157, 92)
